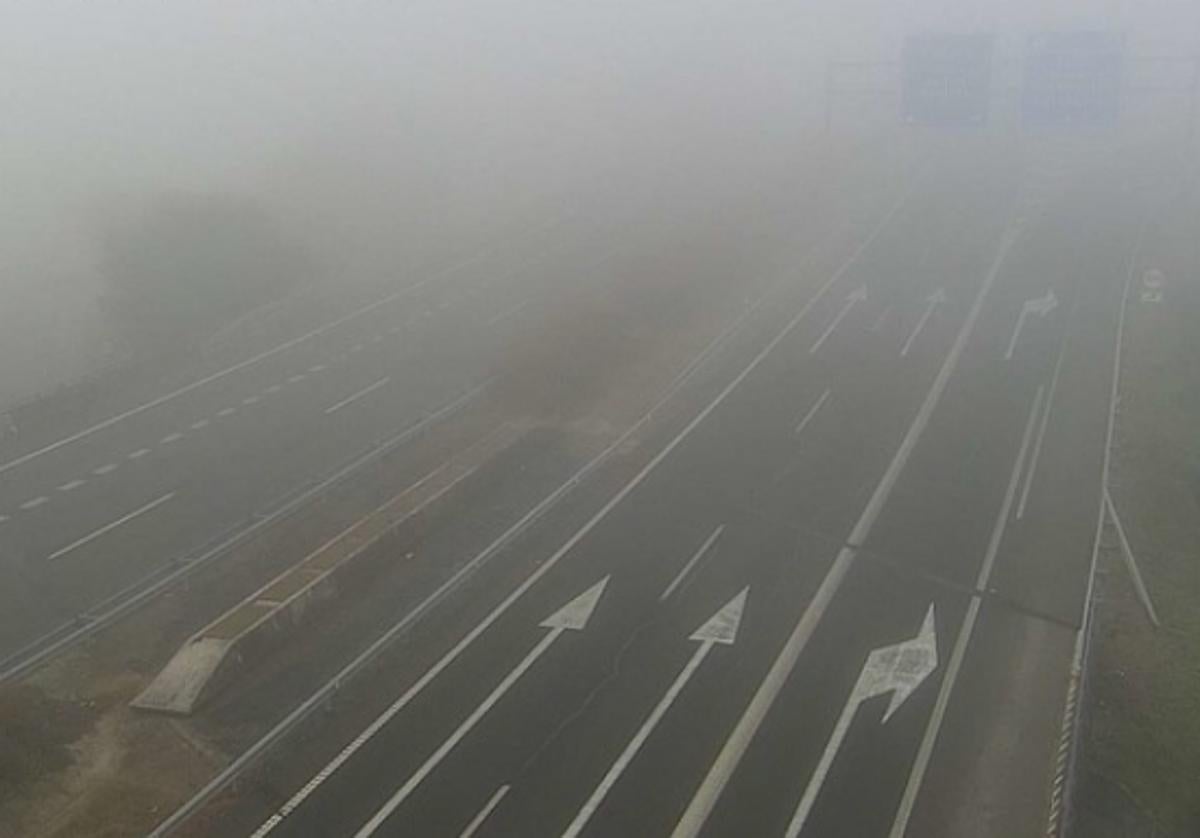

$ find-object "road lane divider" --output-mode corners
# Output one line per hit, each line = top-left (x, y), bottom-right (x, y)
(48, 491), (177, 562)
(660, 525), (725, 601)
(794, 389), (832, 438)
(561, 589), (748, 838)
(324, 376), (392, 416)
(133, 421), (528, 715)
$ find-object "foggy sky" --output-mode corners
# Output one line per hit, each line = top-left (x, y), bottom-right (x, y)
(2, 1), (1197, 405)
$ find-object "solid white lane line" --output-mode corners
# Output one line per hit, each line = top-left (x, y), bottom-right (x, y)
(93, 463), (119, 476)
(354, 629), (567, 838)
(0, 266), (469, 478)
(242, 395), (260, 405)
(217, 407), (237, 418)
(671, 225), (1021, 838)
(660, 525), (725, 601)
(1016, 297), (1077, 520)
(47, 492), (176, 562)
(794, 390), (832, 437)
(459, 786), (510, 838)
(160, 432), (184, 444)
(244, 192), (908, 838)
(190, 419), (210, 431)
(58, 479), (86, 492)
(20, 496), (49, 511)
(888, 384), (1044, 838)
(128, 448), (151, 460)
(324, 377), (392, 416)
(562, 644), (716, 838)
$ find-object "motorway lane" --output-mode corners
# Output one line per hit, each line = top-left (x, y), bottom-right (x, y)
(231, 152), (1046, 838)
(0, 234), (604, 658)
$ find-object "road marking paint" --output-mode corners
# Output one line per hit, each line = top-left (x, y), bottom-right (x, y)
(870, 306), (892, 332)
(888, 384), (1044, 837)
(370, 335), (382, 344)
(264, 384), (282, 395)
(671, 225), (1021, 838)
(20, 496), (49, 511)
(287, 374), (306, 384)
(900, 289), (947, 358)
(562, 590), (747, 838)
(660, 525), (725, 601)
(459, 786), (510, 838)
(160, 432), (184, 444)
(0, 515), (8, 524)
(794, 389), (832, 437)
(93, 463), (119, 476)
(190, 419), (210, 431)
(309, 365), (327, 373)
(47, 492), (176, 562)
(58, 479), (86, 492)
(1105, 490), (1161, 628)
(351, 343), (364, 353)
(128, 448), (151, 460)
(1005, 290), (1058, 361)
(217, 407), (237, 418)
(242, 395), (260, 406)
(352, 580), (608, 838)
(388, 325), (401, 334)
(809, 287), (867, 354)
(0, 262), (472, 478)
(324, 377), (391, 416)
(487, 300), (532, 327)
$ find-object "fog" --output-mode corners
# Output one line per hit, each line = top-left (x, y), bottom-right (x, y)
(2, 1), (1197, 406)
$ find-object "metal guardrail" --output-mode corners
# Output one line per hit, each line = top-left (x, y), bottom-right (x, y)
(0, 383), (486, 685)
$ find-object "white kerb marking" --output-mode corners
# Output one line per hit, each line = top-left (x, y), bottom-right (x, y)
(671, 225), (1021, 838)
(93, 463), (119, 476)
(786, 606), (939, 837)
(561, 589), (747, 838)
(160, 432), (184, 444)
(809, 286), (867, 355)
(660, 525), (725, 601)
(58, 479), (86, 492)
(459, 786), (511, 838)
(352, 579), (608, 838)
(47, 492), (176, 562)
(794, 390), (832, 437)
(324, 377), (392, 416)
(888, 385), (1044, 837)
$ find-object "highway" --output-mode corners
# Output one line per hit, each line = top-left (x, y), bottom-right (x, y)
(158, 137), (1161, 838)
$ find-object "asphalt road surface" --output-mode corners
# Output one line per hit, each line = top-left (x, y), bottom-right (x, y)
(168, 137), (1164, 838)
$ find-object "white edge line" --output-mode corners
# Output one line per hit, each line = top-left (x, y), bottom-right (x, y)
(324, 377), (392, 416)
(888, 384), (1045, 837)
(459, 786), (511, 838)
(660, 525), (725, 601)
(47, 492), (176, 562)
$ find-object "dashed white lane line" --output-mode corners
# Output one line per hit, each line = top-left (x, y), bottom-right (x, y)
(265, 384), (283, 395)
(47, 491), (177, 562)
(161, 432), (184, 445)
(93, 463), (119, 476)
(217, 407), (237, 418)
(794, 389), (832, 437)
(287, 374), (306, 384)
(243, 395), (260, 405)
(129, 448), (151, 460)
(0, 515), (8, 524)
(324, 377), (392, 416)
(190, 419), (210, 431)
(58, 479), (86, 493)
(309, 364), (327, 373)
(351, 344), (364, 353)
(388, 325), (402, 335)
(20, 496), (49, 511)
(370, 334), (383, 344)
(660, 525), (725, 601)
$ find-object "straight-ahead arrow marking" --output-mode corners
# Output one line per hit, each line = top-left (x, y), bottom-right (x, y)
(352, 578), (609, 838)
(785, 606), (939, 837)
(1005, 289), (1057, 361)
(900, 289), (946, 357)
(810, 287), (868, 355)
(560, 588), (748, 838)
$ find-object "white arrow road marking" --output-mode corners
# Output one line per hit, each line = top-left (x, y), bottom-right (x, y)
(785, 606), (939, 837)
(900, 289), (947, 357)
(459, 785), (511, 838)
(810, 287), (868, 355)
(324, 377), (392, 416)
(561, 588), (748, 838)
(660, 525), (725, 601)
(888, 384), (1044, 837)
(794, 390), (832, 437)
(47, 492), (176, 562)
(670, 225), (1021, 838)
(1004, 289), (1058, 361)
(349, 578), (609, 838)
